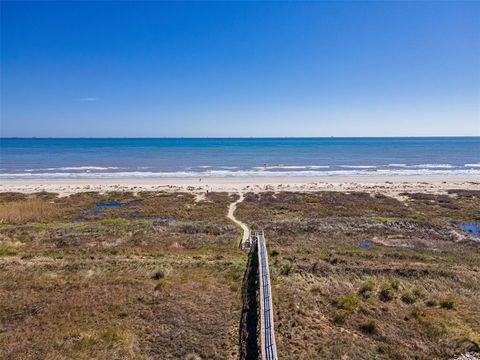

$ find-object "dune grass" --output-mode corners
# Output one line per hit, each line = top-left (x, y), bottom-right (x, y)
(0, 199), (58, 224)
(237, 191), (480, 359)
(0, 191), (242, 360)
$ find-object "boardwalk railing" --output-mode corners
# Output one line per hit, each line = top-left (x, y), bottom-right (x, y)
(253, 230), (278, 360)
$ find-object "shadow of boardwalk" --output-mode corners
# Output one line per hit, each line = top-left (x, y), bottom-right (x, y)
(239, 246), (260, 360)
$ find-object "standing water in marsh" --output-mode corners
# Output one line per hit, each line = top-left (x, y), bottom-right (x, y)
(458, 222), (480, 239)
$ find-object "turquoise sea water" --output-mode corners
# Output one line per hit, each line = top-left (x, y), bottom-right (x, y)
(1, 137), (479, 178)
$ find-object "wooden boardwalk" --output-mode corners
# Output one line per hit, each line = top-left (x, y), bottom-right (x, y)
(253, 230), (278, 360)
(228, 197), (277, 359)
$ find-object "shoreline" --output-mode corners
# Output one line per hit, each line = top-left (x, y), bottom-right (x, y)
(1, 175), (479, 196)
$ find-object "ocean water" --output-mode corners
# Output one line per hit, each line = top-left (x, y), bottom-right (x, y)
(1, 137), (479, 179)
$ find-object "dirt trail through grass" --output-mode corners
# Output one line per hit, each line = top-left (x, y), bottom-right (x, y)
(227, 193), (250, 247)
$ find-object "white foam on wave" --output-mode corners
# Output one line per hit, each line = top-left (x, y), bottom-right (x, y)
(385, 164), (457, 169)
(387, 164), (408, 167)
(252, 165), (330, 170)
(2, 168), (480, 179)
(24, 166), (121, 172)
(339, 165), (377, 169)
(253, 165), (307, 170)
(410, 164), (455, 169)
(197, 165), (239, 169)
(465, 163), (480, 167)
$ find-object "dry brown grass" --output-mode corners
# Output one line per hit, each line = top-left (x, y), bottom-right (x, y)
(2, 190), (479, 359)
(0, 191), (243, 360)
(0, 199), (58, 224)
(0, 253), (242, 360)
(237, 191), (480, 359)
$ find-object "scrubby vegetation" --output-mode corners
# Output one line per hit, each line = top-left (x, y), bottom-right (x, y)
(0, 191), (243, 360)
(0, 198), (58, 224)
(1, 189), (479, 359)
(237, 190), (480, 359)
(358, 280), (375, 298)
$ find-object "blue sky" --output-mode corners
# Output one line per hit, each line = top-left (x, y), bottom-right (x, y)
(1, 1), (479, 137)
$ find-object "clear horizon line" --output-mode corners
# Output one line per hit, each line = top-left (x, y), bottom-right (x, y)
(1, 135), (480, 140)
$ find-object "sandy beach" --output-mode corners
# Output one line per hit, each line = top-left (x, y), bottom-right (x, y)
(1, 175), (479, 197)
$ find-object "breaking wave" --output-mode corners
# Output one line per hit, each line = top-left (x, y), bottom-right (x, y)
(2, 168), (480, 179)
(24, 166), (121, 171)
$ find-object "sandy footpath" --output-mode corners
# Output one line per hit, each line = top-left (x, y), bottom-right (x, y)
(1, 175), (479, 197)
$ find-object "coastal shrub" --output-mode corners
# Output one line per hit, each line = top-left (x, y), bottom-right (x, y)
(0, 248), (17, 256)
(173, 222), (199, 234)
(73, 328), (127, 350)
(152, 269), (165, 280)
(359, 320), (377, 335)
(412, 288), (425, 299)
(269, 249), (279, 257)
(379, 286), (395, 302)
(376, 216), (395, 223)
(203, 224), (222, 235)
(32, 221), (70, 229)
(425, 299), (438, 307)
(97, 328), (126, 347)
(378, 279), (400, 301)
(390, 279), (401, 290)
(108, 248), (120, 255)
(358, 280), (375, 298)
(401, 292), (417, 304)
(333, 309), (349, 324)
(98, 218), (129, 225)
(458, 336), (480, 353)
(336, 293), (359, 312)
(440, 297), (456, 310)
(280, 262), (294, 276)
(423, 319), (448, 338)
(401, 288), (425, 304)
(173, 222), (223, 235)
(0, 200), (58, 224)
(135, 219), (151, 225)
(410, 307), (425, 320)
(376, 342), (390, 354)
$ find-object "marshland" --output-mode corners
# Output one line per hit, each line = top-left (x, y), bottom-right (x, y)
(0, 187), (479, 359)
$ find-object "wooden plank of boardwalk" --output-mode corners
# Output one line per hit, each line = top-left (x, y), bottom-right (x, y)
(255, 230), (278, 360)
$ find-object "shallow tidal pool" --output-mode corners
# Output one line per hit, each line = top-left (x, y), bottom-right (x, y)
(458, 222), (480, 239)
